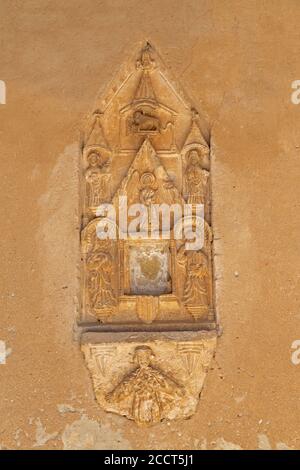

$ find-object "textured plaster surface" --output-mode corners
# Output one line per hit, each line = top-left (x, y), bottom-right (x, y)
(0, 0), (300, 449)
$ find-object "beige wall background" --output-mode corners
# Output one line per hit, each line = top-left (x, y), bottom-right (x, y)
(0, 0), (300, 449)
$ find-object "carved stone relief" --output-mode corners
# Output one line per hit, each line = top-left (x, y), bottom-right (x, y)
(79, 43), (218, 424)
(82, 332), (217, 426)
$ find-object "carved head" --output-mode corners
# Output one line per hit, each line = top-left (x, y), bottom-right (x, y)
(87, 151), (109, 169)
(140, 172), (156, 188)
(188, 149), (201, 165)
(133, 110), (143, 123)
(87, 152), (100, 167)
(134, 346), (154, 368)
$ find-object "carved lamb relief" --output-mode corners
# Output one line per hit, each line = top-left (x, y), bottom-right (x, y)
(79, 43), (218, 425)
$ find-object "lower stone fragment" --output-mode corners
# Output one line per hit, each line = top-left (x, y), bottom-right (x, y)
(81, 331), (217, 426)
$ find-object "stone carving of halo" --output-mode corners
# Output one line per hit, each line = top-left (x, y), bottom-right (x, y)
(140, 172), (156, 186)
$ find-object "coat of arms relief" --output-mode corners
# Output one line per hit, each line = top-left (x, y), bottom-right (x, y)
(79, 43), (218, 425)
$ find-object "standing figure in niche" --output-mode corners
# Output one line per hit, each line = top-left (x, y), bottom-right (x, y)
(106, 346), (184, 425)
(185, 149), (209, 205)
(85, 152), (110, 208)
(162, 175), (179, 205)
(177, 247), (210, 311)
(87, 251), (116, 311)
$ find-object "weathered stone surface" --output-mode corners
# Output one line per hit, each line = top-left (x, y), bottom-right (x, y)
(80, 43), (214, 328)
(1, 0), (300, 449)
(82, 332), (217, 425)
(79, 43), (217, 424)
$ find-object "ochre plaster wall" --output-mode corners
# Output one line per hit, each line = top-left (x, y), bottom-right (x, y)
(0, 0), (300, 449)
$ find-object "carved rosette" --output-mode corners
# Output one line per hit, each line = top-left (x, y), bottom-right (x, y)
(79, 42), (218, 424)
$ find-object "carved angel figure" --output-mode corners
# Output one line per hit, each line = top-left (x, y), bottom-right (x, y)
(106, 346), (184, 425)
(87, 251), (116, 311)
(185, 149), (209, 204)
(85, 152), (110, 207)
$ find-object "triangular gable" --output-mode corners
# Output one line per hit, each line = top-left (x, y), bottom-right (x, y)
(112, 138), (184, 207)
(95, 41), (193, 114)
(85, 112), (110, 152)
(182, 110), (209, 150)
(134, 70), (156, 103)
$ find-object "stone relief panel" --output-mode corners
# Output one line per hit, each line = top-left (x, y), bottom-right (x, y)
(82, 332), (217, 426)
(79, 42), (218, 424)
